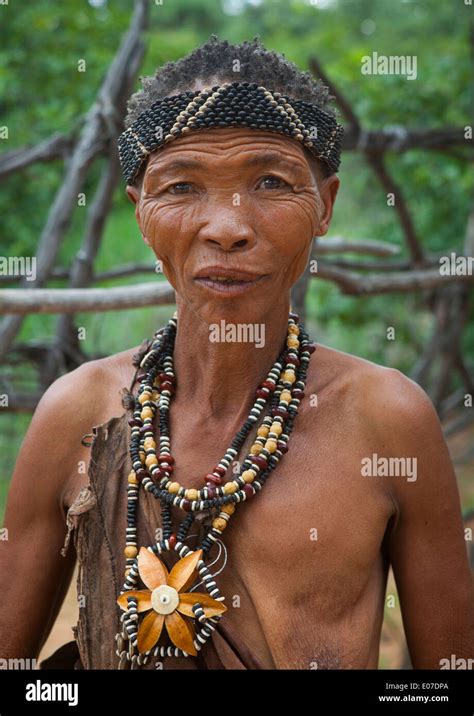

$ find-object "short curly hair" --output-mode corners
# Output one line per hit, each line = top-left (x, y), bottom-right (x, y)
(126, 34), (337, 186)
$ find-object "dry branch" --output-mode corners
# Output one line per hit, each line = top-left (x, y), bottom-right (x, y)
(0, 133), (75, 179)
(0, 282), (175, 314)
(343, 126), (471, 154)
(314, 263), (474, 295)
(315, 236), (400, 256)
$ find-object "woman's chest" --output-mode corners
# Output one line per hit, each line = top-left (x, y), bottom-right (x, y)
(138, 429), (393, 668)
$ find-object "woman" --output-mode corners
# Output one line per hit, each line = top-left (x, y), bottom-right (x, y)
(1, 36), (472, 670)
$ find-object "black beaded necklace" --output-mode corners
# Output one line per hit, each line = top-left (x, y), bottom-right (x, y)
(114, 311), (315, 668)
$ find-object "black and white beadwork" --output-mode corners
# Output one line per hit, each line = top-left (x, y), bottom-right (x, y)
(118, 81), (344, 184)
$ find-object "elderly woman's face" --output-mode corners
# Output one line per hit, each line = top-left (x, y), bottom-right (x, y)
(127, 126), (339, 320)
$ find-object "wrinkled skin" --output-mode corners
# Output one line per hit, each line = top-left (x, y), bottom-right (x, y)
(126, 125), (338, 417)
(130, 126), (333, 321)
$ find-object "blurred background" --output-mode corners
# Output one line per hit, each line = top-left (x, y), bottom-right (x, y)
(0, 0), (472, 669)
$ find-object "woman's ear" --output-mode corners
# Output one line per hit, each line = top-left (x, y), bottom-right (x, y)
(126, 185), (140, 205)
(316, 175), (340, 236)
(126, 185), (149, 245)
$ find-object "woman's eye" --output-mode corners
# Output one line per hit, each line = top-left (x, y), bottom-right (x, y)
(168, 182), (193, 194)
(258, 175), (288, 190)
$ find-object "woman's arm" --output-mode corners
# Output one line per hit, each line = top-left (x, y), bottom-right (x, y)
(0, 363), (106, 660)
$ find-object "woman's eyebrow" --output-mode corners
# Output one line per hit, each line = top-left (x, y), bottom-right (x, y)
(244, 152), (302, 172)
(147, 158), (202, 178)
(149, 152), (303, 178)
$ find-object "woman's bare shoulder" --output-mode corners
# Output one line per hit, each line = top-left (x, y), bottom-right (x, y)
(34, 345), (142, 434)
(310, 343), (414, 392)
(307, 342), (434, 432)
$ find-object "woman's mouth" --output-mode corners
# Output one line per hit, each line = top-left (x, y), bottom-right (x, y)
(194, 274), (266, 295)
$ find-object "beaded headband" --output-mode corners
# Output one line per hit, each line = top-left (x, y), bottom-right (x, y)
(118, 81), (344, 185)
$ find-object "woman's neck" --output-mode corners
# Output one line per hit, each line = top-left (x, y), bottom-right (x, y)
(171, 301), (292, 421)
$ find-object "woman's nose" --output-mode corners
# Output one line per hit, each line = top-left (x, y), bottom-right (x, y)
(197, 208), (257, 251)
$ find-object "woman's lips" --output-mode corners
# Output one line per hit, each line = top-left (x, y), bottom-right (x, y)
(194, 275), (266, 295)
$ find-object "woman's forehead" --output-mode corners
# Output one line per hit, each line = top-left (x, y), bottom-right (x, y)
(144, 127), (312, 173)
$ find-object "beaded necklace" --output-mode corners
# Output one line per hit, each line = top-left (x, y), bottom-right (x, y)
(115, 310), (315, 668)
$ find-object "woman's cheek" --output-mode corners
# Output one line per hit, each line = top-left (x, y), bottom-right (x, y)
(139, 202), (170, 254)
(260, 195), (317, 259)
(268, 195), (318, 285)
(292, 191), (321, 239)
(137, 202), (170, 274)
(140, 199), (161, 241)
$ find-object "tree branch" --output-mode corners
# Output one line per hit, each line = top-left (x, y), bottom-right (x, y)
(343, 125), (471, 154)
(314, 263), (474, 295)
(315, 236), (400, 256)
(0, 133), (75, 179)
(0, 282), (175, 314)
